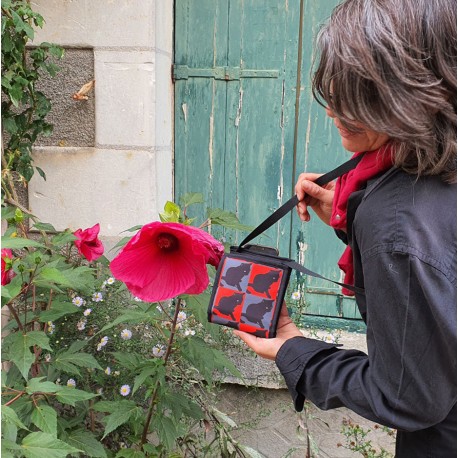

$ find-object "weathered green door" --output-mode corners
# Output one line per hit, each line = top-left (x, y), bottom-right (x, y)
(174, 0), (361, 324)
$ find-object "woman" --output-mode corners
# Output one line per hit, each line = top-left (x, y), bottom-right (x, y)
(234, 0), (457, 456)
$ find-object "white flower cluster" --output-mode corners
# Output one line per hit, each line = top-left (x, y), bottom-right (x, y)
(152, 344), (166, 358)
(120, 329), (132, 340)
(92, 292), (103, 302)
(47, 321), (55, 335)
(102, 277), (116, 288)
(72, 296), (85, 307)
(97, 336), (109, 351)
(120, 384), (131, 396)
(77, 318), (87, 330)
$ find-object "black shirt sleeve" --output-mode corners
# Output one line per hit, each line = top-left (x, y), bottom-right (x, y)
(276, 250), (457, 432)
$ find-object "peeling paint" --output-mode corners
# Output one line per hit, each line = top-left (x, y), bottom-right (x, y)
(209, 112), (214, 173)
(297, 241), (308, 265)
(181, 103), (187, 123)
(234, 87), (244, 127)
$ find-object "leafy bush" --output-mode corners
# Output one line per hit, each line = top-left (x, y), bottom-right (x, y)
(1, 196), (265, 458)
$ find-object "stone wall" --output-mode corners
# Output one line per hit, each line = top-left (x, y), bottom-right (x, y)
(28, 1), (174, 253)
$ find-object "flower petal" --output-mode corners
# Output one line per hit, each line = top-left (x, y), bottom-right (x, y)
(110, 222), (214, 301)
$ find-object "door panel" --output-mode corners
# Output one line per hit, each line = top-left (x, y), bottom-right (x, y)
(174, 0), (360, 319)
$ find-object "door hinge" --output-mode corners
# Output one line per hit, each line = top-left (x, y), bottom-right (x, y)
(172, 64), (279, 81)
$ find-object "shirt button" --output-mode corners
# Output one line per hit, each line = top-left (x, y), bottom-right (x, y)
(335, 214), (341, 220)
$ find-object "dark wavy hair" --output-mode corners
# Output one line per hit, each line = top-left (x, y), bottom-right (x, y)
(312, 0), (457, 182)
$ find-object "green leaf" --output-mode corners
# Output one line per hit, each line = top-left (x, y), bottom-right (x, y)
(3, 116), (17, 135)
(11, 10), (34, 39)
(116, 450), (146, 458)
(26, 377), (61, 394)
(1, 405), (29, 431)
(92, 400), (133, 414)
(121, 225), (143, 233)
(110, 236), (133, 251)
(55, 387), (97, 406)
(2, 421), (18, 445)
(98, 310), (157, 334)
(30, 405), (57, 436)
(2, 438), (22, 456)
(7, 332), (50, 380)
(63, 429), (107, 458)
(102, 405), (141, 439)
(160, 391), (203, 421)
(66, 340), (88, 354)
(32, 222), (56, 233)
(150, 415), (185, 451)
(55, 352), (102, 370)
(179, 193), (204, 207)
(111, 352), (147, 371)
(207, 208), (254, 232)
(181, 337), (241, 383)
(36, 167), (46, 181)
(159, 201), (180, 223)
(26, 331), (52, 351)
(34, 266), (95, 293)
(1, 274), (23, 302)
(1, 237), (44, 249)
(20, 432), (81, 458)
(50, 231), (77, 246)
(1, 206), (17, 220)
(38, 301), (80, 322)
(132, 361), (165, 395)
(212, 407), (237, 427)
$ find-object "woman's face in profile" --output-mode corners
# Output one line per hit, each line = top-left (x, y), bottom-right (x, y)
(325, 106), (390, 153)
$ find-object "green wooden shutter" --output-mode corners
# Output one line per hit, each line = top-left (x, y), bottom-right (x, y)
(174, 0), (363, 326)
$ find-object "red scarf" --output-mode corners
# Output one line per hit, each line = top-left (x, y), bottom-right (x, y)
(330, 146), (393, 296)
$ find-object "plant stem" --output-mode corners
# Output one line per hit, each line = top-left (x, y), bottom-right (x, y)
(139, 297), (182, 447)
(4, 391), (25, 406)
(6, 302), (24, 332)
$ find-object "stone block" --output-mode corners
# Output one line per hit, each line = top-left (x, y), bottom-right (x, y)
(154, 52), (173, 148)
(32, 0), (154, 48)
(29, 147), (161, 238)
(94, 50), (155, 147)
(155, 0), (173, 54)
(154, 147), (173, 212)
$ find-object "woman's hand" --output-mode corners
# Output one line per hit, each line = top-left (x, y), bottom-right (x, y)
(295, 173), (336, 226)
(233, 303), (303, 360)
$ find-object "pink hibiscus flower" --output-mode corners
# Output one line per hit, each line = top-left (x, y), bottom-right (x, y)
(74, 223), (104, 261)
(1, 249), (16, 286)
(109, 222), (224, 302)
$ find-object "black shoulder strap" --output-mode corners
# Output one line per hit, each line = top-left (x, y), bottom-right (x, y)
(236, 154), (365, 295)
(237, 154), (364, 249)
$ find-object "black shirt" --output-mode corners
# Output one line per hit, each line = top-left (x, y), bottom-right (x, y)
(276, 168), (457, 457)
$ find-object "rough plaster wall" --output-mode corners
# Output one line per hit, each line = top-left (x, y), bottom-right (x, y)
(34, 48), (95, 147)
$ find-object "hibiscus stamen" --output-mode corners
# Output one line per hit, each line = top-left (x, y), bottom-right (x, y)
(156, 233), (179, 252)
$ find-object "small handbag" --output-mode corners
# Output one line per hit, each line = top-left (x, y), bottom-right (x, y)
(207, 155), (365, 338)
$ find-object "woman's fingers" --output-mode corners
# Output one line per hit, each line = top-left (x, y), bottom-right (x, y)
(295, 173), (325, 221)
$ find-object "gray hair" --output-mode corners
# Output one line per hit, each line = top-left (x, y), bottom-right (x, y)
(312, 0), (456, 182)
